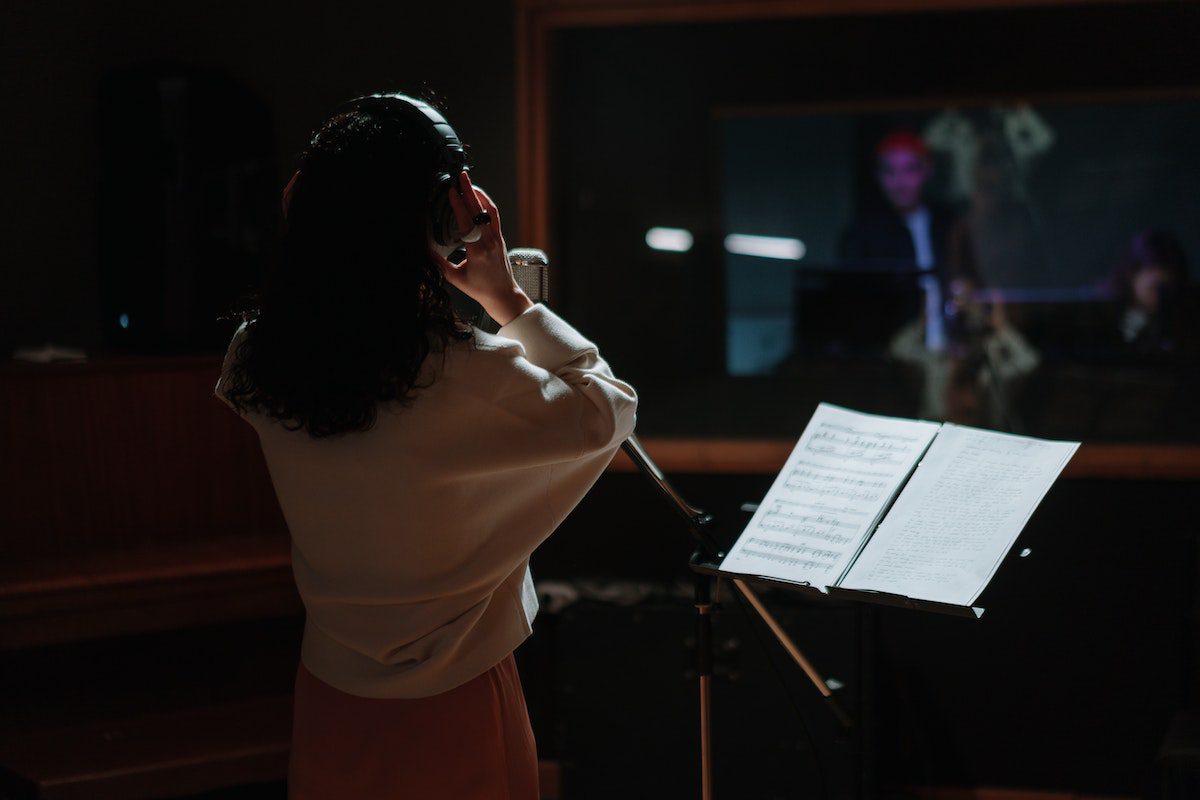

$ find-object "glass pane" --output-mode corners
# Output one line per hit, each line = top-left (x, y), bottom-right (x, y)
(550, 7), (1200, 442)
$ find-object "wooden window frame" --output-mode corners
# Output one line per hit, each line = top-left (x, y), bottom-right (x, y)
(514, 0), (1198, 479)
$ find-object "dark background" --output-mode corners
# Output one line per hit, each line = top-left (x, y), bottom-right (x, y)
(1, 0), (519, 355)
(1, 2), (1198, 799)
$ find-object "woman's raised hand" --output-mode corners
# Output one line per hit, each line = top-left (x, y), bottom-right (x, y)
(429, 171), (533, 327)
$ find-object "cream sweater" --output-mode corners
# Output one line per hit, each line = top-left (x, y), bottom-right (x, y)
(216, 304), (637, 698)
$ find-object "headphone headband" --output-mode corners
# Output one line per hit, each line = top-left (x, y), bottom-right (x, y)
(341, 92), (467, 175)
(338, 92), (469, 247)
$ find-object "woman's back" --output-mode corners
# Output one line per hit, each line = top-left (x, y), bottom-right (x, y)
(219, 304), (637, 698)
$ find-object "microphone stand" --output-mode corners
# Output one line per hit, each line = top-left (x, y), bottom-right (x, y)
(620, 436), (853, 800)
(502, 249), (852, 793)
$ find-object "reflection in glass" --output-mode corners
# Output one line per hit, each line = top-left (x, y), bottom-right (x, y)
(721, 98), (1200, 439)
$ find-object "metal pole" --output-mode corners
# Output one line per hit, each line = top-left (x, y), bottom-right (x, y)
(732, 579), (829, 697)
(732, 578), (853, 730)
(696, 574), (714, 800)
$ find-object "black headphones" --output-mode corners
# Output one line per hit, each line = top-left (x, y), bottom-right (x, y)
(339, 92), (470, 249)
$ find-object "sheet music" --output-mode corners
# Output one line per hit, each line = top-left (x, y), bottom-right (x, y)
(838, 424), (1078, 606)
(720, 404), (940, 587)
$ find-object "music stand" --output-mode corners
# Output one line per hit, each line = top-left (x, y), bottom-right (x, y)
(620, 436), (853, 800)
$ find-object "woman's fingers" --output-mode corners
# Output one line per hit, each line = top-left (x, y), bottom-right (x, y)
(458, 171), (490, 237)
(457, 171), (505, 248)
(431, 177), (521, 321)
(458, 171), (486, 217)
(472, 185), (502, 230)
(429, 242), (470, 289)
(447, 176), (474, 238)
(428, 245), (455, 271)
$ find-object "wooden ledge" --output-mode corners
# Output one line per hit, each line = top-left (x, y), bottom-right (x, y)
(610, 439), (1200, 480)
(516, 0), (1122, 30)
(0, 537), (299, 650)
(0, 537), (291, 600)
(0, 696), (292, 800)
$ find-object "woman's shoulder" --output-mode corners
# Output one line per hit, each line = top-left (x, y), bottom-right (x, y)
(469, 326), (525, 356)
(437, 317), (539, 357)
(402, 332), (518, 412)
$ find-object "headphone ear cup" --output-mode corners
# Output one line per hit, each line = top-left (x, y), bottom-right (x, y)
(429, 175), (462, 247)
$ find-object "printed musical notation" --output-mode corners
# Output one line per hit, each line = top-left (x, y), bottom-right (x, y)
(804, 423), (926, 466)
(737, 549), (837, 573)
(780, 457), (892, 501)
(780, 478), (883, 503)
(721, 403), (941, 588)
(787, 466), (890, 487)
(757, 503), (858, 544)
(744, 538), (841, 562)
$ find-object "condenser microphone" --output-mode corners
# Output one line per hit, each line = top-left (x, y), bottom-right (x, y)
(508, 248), (550, 304)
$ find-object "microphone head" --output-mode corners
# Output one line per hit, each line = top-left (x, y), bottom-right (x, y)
(508, 248), (550, 304)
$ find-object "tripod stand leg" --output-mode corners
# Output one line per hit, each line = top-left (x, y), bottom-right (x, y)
(700, 673), (712, 800)
(696, 575), (714, 800)
(732, 579), (854, 729)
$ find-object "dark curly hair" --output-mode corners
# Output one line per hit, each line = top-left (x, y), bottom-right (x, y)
(220, 96), (473, 438)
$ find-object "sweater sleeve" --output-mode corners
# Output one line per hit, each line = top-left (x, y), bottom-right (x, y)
(439, 304), (637, 590)
(464, 303), (638, 471)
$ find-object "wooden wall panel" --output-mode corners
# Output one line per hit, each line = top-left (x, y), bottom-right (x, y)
(0, 358), (287, 562)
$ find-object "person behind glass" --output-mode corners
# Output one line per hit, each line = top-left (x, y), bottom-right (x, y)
(1106, 229), (1190, 357)
(214, 96), (637, 799)
(839, 130), (964, 354)
(944, 278), (1039, 428)
(888, 276), (1039, 427)
(943, 133), (1045, 310)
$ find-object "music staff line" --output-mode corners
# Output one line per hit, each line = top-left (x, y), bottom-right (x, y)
(805, 442), (902, 464)
(790, 458), (894, 479)
(811, 428), (911, 452)
(820, 422), (923, 442)
(738, 548), (837, 572)
(746, 537), (843, 561)
(780, 480), (882, 502)
(786, 468), (887, 490)
(757, 524), (854, 545)
(761, 509), (859, 528)
(767, 499), (870, 518)
(802, 425), (920, 465)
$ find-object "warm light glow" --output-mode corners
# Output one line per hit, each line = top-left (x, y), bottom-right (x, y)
(724, 233), (806, 261)
(645, 227), (694, 252)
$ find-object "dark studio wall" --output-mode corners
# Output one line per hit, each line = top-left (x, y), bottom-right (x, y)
(0, 0), (518, 355)
(3, 2), (1198, 797)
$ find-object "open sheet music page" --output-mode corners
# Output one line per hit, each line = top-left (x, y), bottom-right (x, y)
(838, 424), (1079, 606)
(720, 404), (941, 588)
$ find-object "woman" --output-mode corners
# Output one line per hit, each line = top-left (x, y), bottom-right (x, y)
(216, 95), (637, 798)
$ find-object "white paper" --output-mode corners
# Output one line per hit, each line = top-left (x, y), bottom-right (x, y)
(720, 404), (941, 588)
(838, 424), (1078, 606)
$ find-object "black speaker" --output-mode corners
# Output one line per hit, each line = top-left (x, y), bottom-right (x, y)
(98, 63), (275, 353)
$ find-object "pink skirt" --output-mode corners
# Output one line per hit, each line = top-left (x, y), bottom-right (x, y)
(288, 653), (539, 799)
